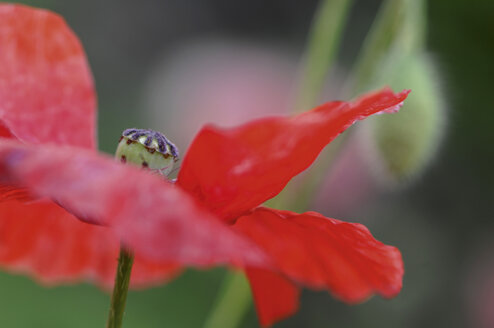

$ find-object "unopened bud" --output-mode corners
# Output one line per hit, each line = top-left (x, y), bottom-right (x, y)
(361, 54), (445, 185)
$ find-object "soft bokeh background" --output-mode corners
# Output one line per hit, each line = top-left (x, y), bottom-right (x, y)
(1, 0), (493, 327)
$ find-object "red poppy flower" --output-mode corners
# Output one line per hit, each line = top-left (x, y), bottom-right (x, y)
(0, 4), (408, 326)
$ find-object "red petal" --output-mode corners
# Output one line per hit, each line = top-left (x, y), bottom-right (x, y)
(0, 4), (96, 148)
(0, 140), (270, 269)
(234, 207), (403, 304)
(178, 88), (410, 222)
(0, 199), (180, 287)
(246, 268), (299, 327)
(0, 184), (32, 202)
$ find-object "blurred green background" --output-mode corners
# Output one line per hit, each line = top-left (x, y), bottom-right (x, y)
(0, 0), (493, 327)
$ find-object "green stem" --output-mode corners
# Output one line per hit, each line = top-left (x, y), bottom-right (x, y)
(291, 0), (429, 212)
(203, 271), (252, 328)
(350, 0), (409, 93)
(294, 0), (354, 111)
(291, 0), (427, 209)
(269, 0), (354, 211)
(289, 131), (350, 212)
(107, 247), (134, 328)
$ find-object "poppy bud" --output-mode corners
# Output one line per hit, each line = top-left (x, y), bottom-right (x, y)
(115, 128), (179, 176)
(361, 54), (445, 185)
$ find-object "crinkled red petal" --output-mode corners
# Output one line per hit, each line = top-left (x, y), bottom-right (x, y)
(0, 184), (32, 202)
(246, 268), (299, 327)
(234, 207), (403, 304)
(0, 199), (181, 287)
(0, 140), (270, 270)
(177, 88), (410, 222)
(0, 4), (96, 148)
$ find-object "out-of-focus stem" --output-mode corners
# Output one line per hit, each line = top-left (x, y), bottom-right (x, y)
(294, 0), (354, 111)
(283, 0), (428, 212)
(268, 0), (354, 211)
(106, 247), (134, 328)
(287, 133), (348, 213)
(203, 271), (252, 328)
(351, 0), (412, 93)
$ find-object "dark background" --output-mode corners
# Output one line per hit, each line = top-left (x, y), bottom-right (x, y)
(0, 0), (492, 327)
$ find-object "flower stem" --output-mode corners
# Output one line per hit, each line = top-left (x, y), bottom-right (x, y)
(350, 0), (414, 93)
(107, 246), (134, 328)
(285, 0), (427, 212)
(203, 271), (252, 328)
(294, 0), (354, 111)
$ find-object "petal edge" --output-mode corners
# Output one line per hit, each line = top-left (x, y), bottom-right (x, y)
(178, 88), (410, 222)
(235, 207), (404, 303)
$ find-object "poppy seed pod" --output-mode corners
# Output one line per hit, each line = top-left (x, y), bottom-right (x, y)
(115, 128), (179, 176)
(361, 54), (445, 184)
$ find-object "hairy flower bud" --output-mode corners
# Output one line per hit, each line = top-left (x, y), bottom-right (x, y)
(115, 128), (179, 176)
(361, 54), (446, 185)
